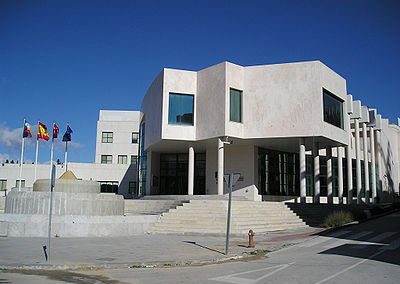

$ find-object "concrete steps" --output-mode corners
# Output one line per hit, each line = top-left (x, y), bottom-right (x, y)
(124, 200), (186, 215)
(149, 200), (308, 235)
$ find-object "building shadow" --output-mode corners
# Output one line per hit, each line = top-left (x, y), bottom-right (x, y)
(319, 243), (400, 266)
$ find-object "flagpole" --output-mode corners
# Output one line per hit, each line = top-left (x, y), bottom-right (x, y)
(50, 140), (54, 177)
(34, 121), (39, 181)
(49, 123), (55, 177)
(64, 141), (68, 172)
(18, 119), (26, 191)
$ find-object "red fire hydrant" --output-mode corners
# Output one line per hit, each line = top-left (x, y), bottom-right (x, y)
(248, 229), (255, 248)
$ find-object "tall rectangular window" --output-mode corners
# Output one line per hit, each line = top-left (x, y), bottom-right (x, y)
(129, 181), (137, 195)
(101, 155), (113, 164)
(102, 132), (113, 143)
(230, 88), (242, 122)
(323, 89), (344, 129)
(131, 155), (138, 165)
(131, 132), (139, 143)
(0, 180), (7, 191)
(168, 93), (194, 125)
(118, 155), (128, 164)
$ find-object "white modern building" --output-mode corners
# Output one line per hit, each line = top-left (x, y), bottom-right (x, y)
(0, 110), (140, 198)
(138, 61), (400, 204)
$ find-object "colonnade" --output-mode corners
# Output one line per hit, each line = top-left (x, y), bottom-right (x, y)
(299, 117), (381, 204)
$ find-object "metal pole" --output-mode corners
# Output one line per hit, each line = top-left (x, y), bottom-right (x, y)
(225, 173), (233, 255)
(64, 141), (68, 172)
(18, 133), (25, 191)
(34, 138), (39, 181)
(47, 163), (56, 262)
(49, 138), (54, 177)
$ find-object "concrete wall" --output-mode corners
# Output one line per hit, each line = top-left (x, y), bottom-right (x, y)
(205, 144), (256, 194)
(141, 70), (164, 150)
(162, 68), (197, 141)
(0, 214), (159, 237)
(242, 61), (348, 143)
(141, 61), (348, 150)
(0, 162), (137, 198)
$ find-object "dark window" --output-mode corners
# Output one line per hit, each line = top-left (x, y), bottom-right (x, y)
(132, 132), (139, 143)
(0, 180), (6, 191)
(131, 155), (138, 165)
(100, 181), (118, 193)
(323, 89), (344, 129)
(129, 181), (137, 196)
(230, 88), (242, 122)
(102, 132), (113, 143)
(101, 155), (113, 164)
(168, 93), (194, 125)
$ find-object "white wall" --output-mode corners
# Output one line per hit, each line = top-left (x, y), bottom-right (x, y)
(162, 68), (197, 141)
(95, 110), (140, 164)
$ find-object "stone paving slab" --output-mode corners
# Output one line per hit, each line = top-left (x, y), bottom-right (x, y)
(0, 227), (321, 270)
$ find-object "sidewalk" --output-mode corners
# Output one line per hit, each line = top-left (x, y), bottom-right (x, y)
(0, 227), (322, 270)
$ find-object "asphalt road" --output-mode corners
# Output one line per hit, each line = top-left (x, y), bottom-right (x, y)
(1, 212), (400, 284)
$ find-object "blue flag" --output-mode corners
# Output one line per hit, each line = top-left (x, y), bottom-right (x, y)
(62, 125), (73, 142)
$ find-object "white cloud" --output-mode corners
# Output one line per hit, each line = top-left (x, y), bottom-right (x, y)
(0, 123), (22, 148)
(0, 153), (10, 162)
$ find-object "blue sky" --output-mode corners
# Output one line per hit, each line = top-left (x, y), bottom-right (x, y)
(0, 0), (399, 163)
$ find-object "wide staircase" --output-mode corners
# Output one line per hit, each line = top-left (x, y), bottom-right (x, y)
(150, 200), (308, 235)
(124, 200), (186, 215)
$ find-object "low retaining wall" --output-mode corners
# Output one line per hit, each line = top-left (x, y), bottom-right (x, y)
(0, 214), (160, 237)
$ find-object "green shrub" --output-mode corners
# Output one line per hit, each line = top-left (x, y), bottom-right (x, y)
(324, 211), (354, 228)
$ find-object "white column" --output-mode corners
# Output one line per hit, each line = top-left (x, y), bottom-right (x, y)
(327, 147), (333, 204)
(188, 146), (194, 195)
(218, 138), (224, 195)
(338, 147), (344, 204)
(299, 138), (306, 203)
(313, 142), (320, 204)
(370, 127), (377, 204)
(362, 123), (370, 204)
(376, 130), (382, 202)
(347, 117), (353, 204)
(355, 118), (362, 204)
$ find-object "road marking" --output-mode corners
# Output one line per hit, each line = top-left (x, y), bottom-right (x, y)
(351, 232), (397, 249)
(209, 262), (295, 284)
(299, 231), (351, 248)
(322, 231), (373, 249)
(384, 237), (400, 250)
(315, 236), (400, 284)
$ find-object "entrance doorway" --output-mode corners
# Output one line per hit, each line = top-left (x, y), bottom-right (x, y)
(159, 153), (206, 195)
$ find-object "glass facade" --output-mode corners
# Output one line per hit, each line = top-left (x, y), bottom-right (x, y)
(323, 89), (344, 129)
(168, 93), (194, 125)
(137, 122), (147, 197)
(230, 88), (242, 122)
(258, 148), (299, 196)
(159, 153), (206, 195)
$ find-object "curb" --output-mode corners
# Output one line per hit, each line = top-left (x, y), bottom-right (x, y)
(0, 250), (268, 271)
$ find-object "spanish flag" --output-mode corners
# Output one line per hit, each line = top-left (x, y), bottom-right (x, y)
(37, 122), (50, 141)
